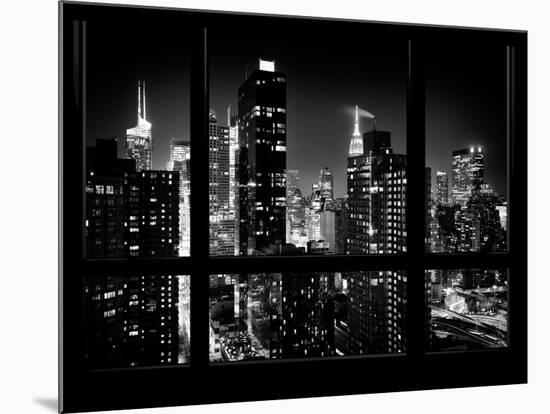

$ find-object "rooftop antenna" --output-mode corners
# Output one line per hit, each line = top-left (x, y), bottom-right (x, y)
(137, 80), (142, 120)
(353, 104), (360, 136)
(142, 80), (147, 121)
(245, 64), (248, 80)
(227, 104), (231, 127)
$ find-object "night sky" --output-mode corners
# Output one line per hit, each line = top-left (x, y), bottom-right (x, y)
(209, 25), (407, 199)
(86, 19), (508, 200)
(426, 44), (508, 197)
(85, 22), (190, 170)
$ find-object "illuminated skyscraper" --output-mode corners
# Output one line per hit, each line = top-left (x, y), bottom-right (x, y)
(228, 112), (240, 255)
(347, 129), (405, 254)
(286, 169), (307, 248)
(319, 167), (334, 206)
(303, 182), (325, 249)
(452, 147), (484, 207)
(346, 125), (407, 354)
(126, 80), (152, 171)
(209, 110), (231, 213)
(167, 138), (190, 175)
(310, 183), (323, 212)
(311, 167), (336, 252)
(425, 167), (433, 251)
(167, 139), (191, 256)
(436, 170), (449, 205)
(348, 104), (363, 156)
(305, 204), (321, 243)
(209, 110), (235, 256)
(227, 110), (239, 214)
(238, 58), (287, 255)
(434, 148), (507, 253)
(496, 201), (508, 232)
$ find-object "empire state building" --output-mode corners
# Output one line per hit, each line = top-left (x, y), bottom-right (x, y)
(126, 80), (152, 171)
(348, 104), (363, 157)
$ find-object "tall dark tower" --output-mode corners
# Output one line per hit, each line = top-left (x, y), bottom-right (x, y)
(209, 110), (231, 214)
(346, 115), (407, 355)
(209, 110), (236, 256)
(347, 129), (405, 255)
(238, 59), (287, 255)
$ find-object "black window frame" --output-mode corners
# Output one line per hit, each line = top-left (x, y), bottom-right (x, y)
(59, 2), (527, 413)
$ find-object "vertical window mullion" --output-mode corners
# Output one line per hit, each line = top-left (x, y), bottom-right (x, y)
(189, 25), (210, 368)
(507, 40), (527, 357)
(63, 18), (88, 410)
(406, 38), (427, 357)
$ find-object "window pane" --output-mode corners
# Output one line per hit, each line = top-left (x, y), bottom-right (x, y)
(209, 270), (406, 362)
(425, 44), (508, 252)
(83, 275), (190, 368)
(85, 22), (190, 257)
(426, 269), (508, 351)
(209, 23), (407, 256)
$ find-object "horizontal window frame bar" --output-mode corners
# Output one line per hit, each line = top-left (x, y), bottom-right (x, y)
(79, 252), (512, 277)
(423, 252), (512, 269)
(62, 344), (523, 413)
(83, 345), (512, 375)
(62, 2), (526, 46)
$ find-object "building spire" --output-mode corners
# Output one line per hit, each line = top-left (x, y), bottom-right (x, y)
(142, 80), (147, 121)
(349, 103), (364, 157)
(137, 80), (142, 120)
(137, 80), (148, 121)
(353, 104), (360, 137)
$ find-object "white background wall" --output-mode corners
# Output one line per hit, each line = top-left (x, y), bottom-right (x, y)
(0, 0), (547, 413)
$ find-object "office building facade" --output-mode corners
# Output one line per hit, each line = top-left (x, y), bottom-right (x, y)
(436, 170), (449, 206)
(346, 126), (407, 354)
(238, 59), (287, 254)
(452, 147), (484, 207)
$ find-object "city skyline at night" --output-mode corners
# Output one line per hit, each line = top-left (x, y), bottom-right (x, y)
(86, 27), (507, 200)
(87, 47), (507, 204)
(82, 22), (510, 368)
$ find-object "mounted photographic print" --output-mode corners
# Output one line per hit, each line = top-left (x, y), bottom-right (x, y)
(59, 2), (527, 413)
